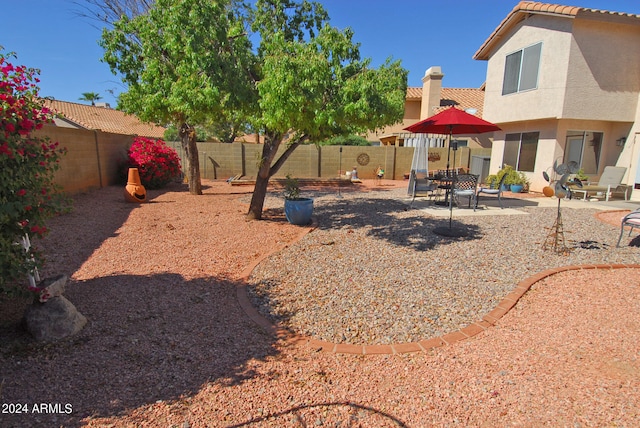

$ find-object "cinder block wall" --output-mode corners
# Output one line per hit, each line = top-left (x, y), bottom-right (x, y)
(35, 125), (133, 194)
(38, 128), (491, 194)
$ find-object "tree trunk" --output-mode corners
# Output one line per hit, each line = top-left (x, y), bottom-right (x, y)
(246, 135), (305, 220)
(247, 173), (270, 220)
(179, 123), (202, 195)
(247, 138), (279, 220)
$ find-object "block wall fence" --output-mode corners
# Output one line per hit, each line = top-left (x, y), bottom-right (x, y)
(35, 125), (491, 194)
(166, 141), (491, 182)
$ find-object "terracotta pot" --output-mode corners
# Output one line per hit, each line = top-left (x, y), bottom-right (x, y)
(124, 168), (147, 203)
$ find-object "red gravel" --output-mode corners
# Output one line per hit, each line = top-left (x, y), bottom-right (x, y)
(0, 179), (637, 427)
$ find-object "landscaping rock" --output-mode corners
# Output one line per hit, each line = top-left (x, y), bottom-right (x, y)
(24, 296), (87, 342)
(36, 274), (67, 301)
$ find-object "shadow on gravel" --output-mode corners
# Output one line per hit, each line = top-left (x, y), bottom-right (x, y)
(0, 273), (278, 427)
(37, 183), (187, 278)
(314, 197), (482, 250)
(228, 401), (408, 427)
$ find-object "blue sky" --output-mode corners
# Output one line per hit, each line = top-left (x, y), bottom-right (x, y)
(2, 0), (639, 107)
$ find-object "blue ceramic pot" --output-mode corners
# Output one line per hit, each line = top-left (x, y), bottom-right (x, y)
(284, 198), (314, 225)
(510, 184), (524, 193)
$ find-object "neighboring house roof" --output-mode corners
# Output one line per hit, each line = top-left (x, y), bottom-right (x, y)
(405, 87), (422, 100)
(405, 86), (485, 117)
(43, 99), (166, 139)
(475, 1), (640, 60)
(437, 88), (485, 116)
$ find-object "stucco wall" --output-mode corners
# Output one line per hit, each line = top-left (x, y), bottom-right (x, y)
(489, 118), (634, 193)
(483, 14), (573, 123)
(563, 18), (640, 120)
(482, 12), (640, 124)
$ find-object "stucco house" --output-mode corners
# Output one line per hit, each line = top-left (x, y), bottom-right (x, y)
(474, 1), (640, 200)
(43, 99), (166, 139)
(366, 66), (487, 149)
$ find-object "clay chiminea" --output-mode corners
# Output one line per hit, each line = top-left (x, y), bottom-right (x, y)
(124, 168), (147, 203)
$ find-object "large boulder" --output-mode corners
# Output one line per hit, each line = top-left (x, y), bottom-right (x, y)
(24, 276), (87, 342)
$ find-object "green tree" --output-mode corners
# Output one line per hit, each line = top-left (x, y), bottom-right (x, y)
(100, 0), (255, 195)
(99, 0), (407, 210)
(320, 135), (371, 146)
(78, 91), (102, 106)
(244, 0), (407, 219)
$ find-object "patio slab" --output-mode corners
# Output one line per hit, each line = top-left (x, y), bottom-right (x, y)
(405, 194), (639, 217)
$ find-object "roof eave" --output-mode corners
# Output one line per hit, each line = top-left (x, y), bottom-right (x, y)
(473, 2), (579, 60)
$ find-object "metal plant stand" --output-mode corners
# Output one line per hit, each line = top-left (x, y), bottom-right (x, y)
(542, 198), (571, 254)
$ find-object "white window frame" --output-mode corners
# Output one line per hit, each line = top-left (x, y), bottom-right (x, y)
(564, 131), (603, 175)
(503, 131), (539, 172)
(502, 42), (542, 95)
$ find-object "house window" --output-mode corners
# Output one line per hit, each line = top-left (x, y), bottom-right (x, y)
(451, 139), (467, 148)
(564, 131), (602, 175)
(502, 42), (542, 95)
(503, 132), (539, 172)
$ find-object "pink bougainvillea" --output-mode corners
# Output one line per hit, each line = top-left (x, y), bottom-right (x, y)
(125, 137), (182, 189)
(0, 49), (68, 296)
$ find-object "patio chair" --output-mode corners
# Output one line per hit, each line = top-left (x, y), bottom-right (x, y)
(452, 174), (479, 208)
(616, 208), (640, 247)
(409, 169), (438, 207)
(474, 172), (508, 211)
(570, 166), (628, 201)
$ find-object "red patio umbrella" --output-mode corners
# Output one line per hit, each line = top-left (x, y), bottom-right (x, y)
(404, 107), (501, 237)
(404, 106), (501, 170)
(404, 106), (501, 135)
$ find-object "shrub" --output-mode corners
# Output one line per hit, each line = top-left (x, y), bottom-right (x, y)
(320, 135), (370, 146)
(0, 49), (68, 296)
(485, 164), (529, 189)
(125, 137), (182, 189)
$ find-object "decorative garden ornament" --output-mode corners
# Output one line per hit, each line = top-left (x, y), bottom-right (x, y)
(124, 168), (147, 203)
(541, 159), (582, 254)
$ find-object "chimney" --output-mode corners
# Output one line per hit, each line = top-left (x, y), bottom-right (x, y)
(421, 66), (444, 120)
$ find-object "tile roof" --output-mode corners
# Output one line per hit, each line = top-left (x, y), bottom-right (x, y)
(406, 87), (485, 117)
(474, 1), (640, 60)
(438, 88), (485, 116)
(405, 87), (423, 100)
(43, 99), (166, 139)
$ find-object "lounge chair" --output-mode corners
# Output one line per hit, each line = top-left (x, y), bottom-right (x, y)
(570, 166), (629, 201)
(617, 209), (640, 247)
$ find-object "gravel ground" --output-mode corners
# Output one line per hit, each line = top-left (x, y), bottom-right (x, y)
(248, 184), (639, 345)
(0, 179), (638, 427)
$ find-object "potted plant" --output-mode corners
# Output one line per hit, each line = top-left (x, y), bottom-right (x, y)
(574, 168), (589, 183)
(484, 173), (499, 188)
(494, 164), (514, 191)
(283, 174), (314, 225)
(506, 168), (529, 193)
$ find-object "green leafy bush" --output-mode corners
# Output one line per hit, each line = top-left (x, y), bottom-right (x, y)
(485, 164), (529, 189)
(283, 174), (300, 200)
(319, 135), (370, 146)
